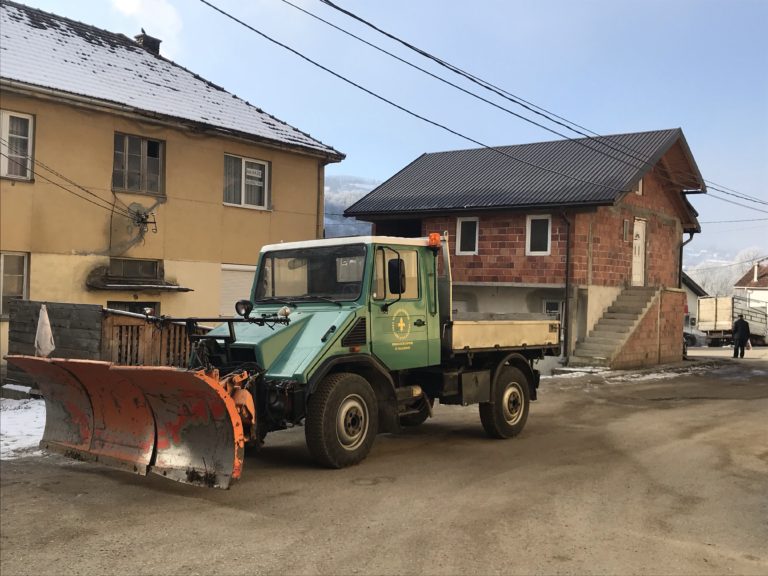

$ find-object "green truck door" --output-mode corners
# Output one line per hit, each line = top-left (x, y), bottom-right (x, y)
(369, 246), (431, 371)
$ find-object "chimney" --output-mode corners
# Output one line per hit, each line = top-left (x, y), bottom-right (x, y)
(134, 30), (162, 56)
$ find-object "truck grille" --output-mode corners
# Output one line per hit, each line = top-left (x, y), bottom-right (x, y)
(341, 318), (367, 347)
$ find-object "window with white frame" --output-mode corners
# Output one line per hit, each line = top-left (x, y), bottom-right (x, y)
(456, 217), (479, 255)
(0, 110), (34, 180)
(526, 215), (551, 256)
(112, 133), (164, 194)
(1, 252), (29, 317)
(224, 154), (269, 209)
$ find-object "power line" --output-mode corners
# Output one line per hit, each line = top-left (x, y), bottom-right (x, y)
(317, 0), (765, 207)
(279, 0), (681, 180)
(0, 137), (136, 219)
(686, 255), (768, 271)
(700, 218), (768, 224)
(0, 150), (137, 220)
(199, 0), (631, 195)
(707, 192), (768, 215)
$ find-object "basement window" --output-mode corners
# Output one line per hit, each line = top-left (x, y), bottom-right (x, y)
(456, 217), (479, 255)
(224, 154), (270, 209)
(108, 258), (161, 280)
(526, 215), (551, 256)
(0, 110), (34, 180)
(112, 133), (165, 194)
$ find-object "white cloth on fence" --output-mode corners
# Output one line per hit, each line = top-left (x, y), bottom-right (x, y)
(35, 304), (56, 357)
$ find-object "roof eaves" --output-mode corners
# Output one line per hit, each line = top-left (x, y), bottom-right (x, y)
(347, 198), (612, 220)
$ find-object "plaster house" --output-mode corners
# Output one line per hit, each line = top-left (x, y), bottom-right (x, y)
(733, 262), (768, 313)
(345, 129), (705, 368)
(0, 1), (344, 362)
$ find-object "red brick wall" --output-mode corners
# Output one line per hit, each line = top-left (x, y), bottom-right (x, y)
(612, 289), (685, 369)
(403, 169), (684, 289)
(422, 214), (568, 284)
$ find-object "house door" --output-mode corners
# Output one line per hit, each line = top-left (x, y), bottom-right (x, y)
(632, 219), (646, 287)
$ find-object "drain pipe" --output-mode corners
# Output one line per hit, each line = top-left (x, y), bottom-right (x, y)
(561, 212), (572, 360)
(679, 232), (695, 288)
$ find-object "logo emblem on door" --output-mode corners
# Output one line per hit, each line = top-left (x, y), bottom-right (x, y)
(392, 309), (411, 341)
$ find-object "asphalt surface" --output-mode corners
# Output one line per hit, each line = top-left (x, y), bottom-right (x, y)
(1, 350), (767, 576)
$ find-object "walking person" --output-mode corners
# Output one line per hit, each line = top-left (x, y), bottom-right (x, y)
(732, 314), (750, 358)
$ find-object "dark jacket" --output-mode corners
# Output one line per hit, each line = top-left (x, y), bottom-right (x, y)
(733, 318), (750, 340)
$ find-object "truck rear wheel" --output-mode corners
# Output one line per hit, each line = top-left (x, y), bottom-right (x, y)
(305, 372), (378, 468)
(479, 365), (530, 439)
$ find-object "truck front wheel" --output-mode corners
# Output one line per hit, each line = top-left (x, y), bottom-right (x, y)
(305, 372), (378, 468)
(479, 365), (530, 439)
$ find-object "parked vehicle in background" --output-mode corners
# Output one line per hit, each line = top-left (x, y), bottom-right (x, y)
(696, 296), (767, 347)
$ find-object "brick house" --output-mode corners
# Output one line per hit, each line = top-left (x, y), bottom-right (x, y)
(345, 129), (705, 368)
(0, 1), (343, 367)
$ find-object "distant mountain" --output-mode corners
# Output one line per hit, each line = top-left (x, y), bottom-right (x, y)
(324, 175), (377, 238)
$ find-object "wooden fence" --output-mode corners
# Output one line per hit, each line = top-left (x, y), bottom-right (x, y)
(102, 312), (211, 367)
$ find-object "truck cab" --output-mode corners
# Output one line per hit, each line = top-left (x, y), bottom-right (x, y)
(200, 233), (560, 468)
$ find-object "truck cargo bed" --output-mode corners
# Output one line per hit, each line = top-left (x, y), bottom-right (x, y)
(446, 313), (560, 351)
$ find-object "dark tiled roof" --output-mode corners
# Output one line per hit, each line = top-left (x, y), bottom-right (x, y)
(734, 264), (768, 289)
(346, 129), (703, 216)
(0, 1), (343, 160)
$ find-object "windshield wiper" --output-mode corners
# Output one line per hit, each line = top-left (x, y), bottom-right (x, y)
(293, 294), (343, 307)
(253, 297), (296, 307)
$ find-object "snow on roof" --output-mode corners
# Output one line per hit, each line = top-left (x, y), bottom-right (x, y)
(0, 1), (344, 160)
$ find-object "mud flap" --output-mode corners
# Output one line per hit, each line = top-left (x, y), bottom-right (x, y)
(5, 357), (244, 489)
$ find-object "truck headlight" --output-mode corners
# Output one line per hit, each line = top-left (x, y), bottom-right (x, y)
(235, 299), (253, 318)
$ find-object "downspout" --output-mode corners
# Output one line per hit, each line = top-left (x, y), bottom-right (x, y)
(561, 212), (572, 360)
(679, 232), (695, 288)
(317, 163), (326, 239)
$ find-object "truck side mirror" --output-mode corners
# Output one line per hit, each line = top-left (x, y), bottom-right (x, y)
(388, 258), (406, 295)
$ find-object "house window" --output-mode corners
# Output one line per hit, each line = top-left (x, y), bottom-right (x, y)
(0, 110), (34, 180)
(112, 133), (164, 194)
(526, 215), (551, 256)
(107, 301), (160, 316)
(108, 258), (160, 280)
(456, 217), (479, 255)
(623, 219), (630, 242)
(1, 252), (29, 317)
(636, 179), (643, 196)
(224, 154), (269, 209)
(544, 300), (562, 319)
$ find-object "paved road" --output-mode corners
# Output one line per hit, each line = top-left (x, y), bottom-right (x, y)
(1, 357), (767, 576)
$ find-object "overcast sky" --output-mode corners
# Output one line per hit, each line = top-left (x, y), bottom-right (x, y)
(23, 0), (768, 258)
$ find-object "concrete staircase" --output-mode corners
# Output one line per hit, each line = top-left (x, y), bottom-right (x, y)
(570, 287), (658, 367)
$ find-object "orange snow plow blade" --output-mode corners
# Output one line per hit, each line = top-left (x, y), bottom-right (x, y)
(5, 356), (245, 489)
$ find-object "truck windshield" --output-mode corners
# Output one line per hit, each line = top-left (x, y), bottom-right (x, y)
(255, 244), (366, 302)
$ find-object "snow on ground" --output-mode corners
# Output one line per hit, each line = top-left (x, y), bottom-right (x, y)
(1, 398), (45, 460)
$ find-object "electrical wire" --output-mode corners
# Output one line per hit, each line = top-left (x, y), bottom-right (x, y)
(0, 150), (137, 220)
(199, 0), (639, 195)
(699, 218), (768, 224)
(317, 0), (765, 206)
(686, 255), (768, 271)
(278, 0), (684, 180)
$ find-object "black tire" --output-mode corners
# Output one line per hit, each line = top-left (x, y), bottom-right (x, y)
(305, 372), (378, 468)
(399, 398), (434, 427)
(479, 365), (530, 439)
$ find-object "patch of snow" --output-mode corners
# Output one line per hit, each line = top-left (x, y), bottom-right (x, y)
(1, 398), (46, 460)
